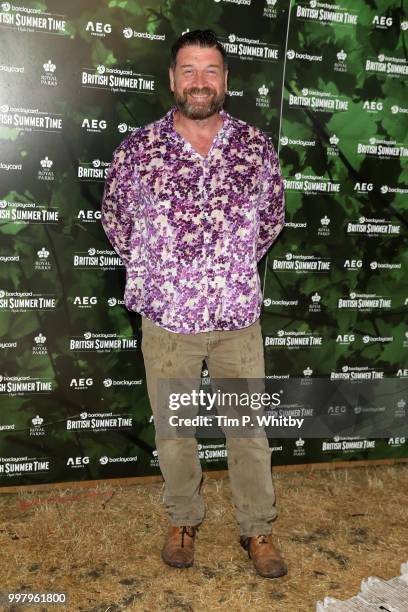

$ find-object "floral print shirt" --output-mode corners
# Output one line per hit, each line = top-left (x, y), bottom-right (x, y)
(101, 105), (285, 334)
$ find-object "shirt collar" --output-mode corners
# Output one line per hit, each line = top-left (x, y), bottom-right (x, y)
(160, 105), (235, 145)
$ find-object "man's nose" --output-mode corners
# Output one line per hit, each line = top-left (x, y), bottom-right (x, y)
(192, 72), (207, 88)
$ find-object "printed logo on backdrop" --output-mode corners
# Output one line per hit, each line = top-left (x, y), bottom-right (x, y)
(396, 369), (408, 379)
(30, 414), (45, 437)
(0, 3), (67, 34)
(256, 84), (270, 108)
(286, 48), (322, 63)
(280, 135), (316, 148)
(81, 118), (107, 133)
(263, 0), (278, 19)
(67, 456), (90, 469)
(265, 329), (323, 349)
(330, 365), (384, 380)
(33, 247), (51, 271)
(0, 374), (53, 396)
(372, 15), (393, 30)
(122, 27), (165, 41)
(361, 334), (393, 345)
(81, 65), (155, 94)
(0, 290), (57, 312)
(66, 412), (133, 432)
(346, 216), (400, 236)
(85, 20), (111, 37)
(395, 399), (406, 417)
(337, 292), (392, 311)
(73, 248), (124, 269)
(70, 378), (94, 390)
(117, 122), (139, 133)
(308, 292), (322, 313)
(213, 0), (251, 6)
(362, 100), (383, 114)
(263, 297), (299, 308)
(0, 160), (22, 172)
(293, 437), (305, 457)
(76, 209), (101, 223)
(336, 334), (355, 346)
(77, 159), (110, 181)
(354, 182), (373, 194)
(69, 332), (137, 352)
(0, 200), (59, 225)
(32, 332), (47, 356)
(388, 437), (406, 447)
(365, 53), (408, 77)
(357, 137), (408, 159)
(0, 456), (50, 477)
(288, 88), (349, 112)
(322, 438), (376, 452)
(318, 215), (330, 236)
(295, 1), (358, 26)
(272, 253), (331, 273)
(334, 49), (347, 72)
(41, 60), (58, 87)
(381, 184), (408, 195)
(103, 377), (142, 388)
(284, 173), (340, 194)
(227, 89), (244, 98)
(220, 34), (279, 61)
(99, 455), (138, 465)
(38, 157), (54, 181)
(327, 134), (339, 156)
(0, 104), (63, 132)
(0, 252), (18, 264)
(0, 62), (24, 74)
(390, 104), (408, 115)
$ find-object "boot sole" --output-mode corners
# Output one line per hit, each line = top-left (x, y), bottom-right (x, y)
(161, 552), (194, 568)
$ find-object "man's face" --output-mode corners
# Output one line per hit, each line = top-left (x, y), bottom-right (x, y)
(169, 45), (228, 120)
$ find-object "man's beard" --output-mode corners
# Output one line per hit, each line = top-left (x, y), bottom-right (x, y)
(173, 86), (225, 120)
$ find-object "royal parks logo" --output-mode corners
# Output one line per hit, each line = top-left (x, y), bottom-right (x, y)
(288, 87), (349, 112)
(337, 292), (392, 311)
(334, 49), (347, 72)
(77, 158), (110, 181)
(295, 1), (357, 26)
(40, 59), (57, 87)
(0, 374), (53, 396)
(38, 156), (54, 181)
(265, 329), (323, 349)
(357, 137), (408, 159)
(0, 200), (60, 225)
(346, 216), (400, 236)
(32, 332), (47, 356)
(73, 248), (124, 270)
(221, 34), (278, 62)
(256, 84), (270, 108)
(272, 252), (331, 273)
(69, 332), (137, 353)
(0, 104), (62, 133)
(34, 247), (52, 271)
(0, 3), (67, 34)
(365, 53), (408, 77)
(81, 64), (155, 94)
(284, 172), (340, 195)
(0, 289), (57, 312)
(263, 0), (278, 19)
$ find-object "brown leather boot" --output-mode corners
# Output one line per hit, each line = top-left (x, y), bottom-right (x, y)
(240, 534), (288, 578)
(161, 525), (198, 568)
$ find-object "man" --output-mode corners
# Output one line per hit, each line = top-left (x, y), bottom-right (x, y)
(101, 30), (286, 579)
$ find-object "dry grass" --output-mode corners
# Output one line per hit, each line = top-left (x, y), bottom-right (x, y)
(1, 464), (408, 611)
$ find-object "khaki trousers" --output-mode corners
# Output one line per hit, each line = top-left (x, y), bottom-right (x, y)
(141, 315), (278, 537)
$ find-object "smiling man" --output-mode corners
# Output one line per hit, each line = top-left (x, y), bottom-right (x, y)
(101, 30), (286, 579)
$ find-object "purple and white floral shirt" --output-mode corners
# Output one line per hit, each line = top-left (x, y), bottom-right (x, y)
(101, 105), (285, 334)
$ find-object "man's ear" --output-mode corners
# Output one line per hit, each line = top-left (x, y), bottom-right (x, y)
(169, 67), (175, 92)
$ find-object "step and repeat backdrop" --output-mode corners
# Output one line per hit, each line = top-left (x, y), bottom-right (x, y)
(0, 0), (407, 486)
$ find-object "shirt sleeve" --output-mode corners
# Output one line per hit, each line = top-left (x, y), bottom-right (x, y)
(256, 137), (285, 262)
(101, 141), (139, 266)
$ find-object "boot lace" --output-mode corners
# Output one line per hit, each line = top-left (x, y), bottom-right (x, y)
(179, 525), (197, 547)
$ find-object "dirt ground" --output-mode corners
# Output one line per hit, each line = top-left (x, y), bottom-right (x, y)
(0, 463), (408, 612)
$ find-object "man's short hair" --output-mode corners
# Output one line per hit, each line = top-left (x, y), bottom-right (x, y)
(170, 29), (228, 70)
